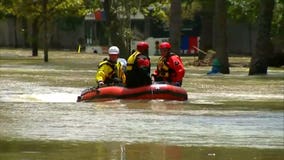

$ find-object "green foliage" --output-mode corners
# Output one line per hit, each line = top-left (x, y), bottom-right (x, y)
(138, 0), (197, 22)
(0, 0), (91, 20)
(272, 0), (284, 36)
(181, 0), (197, 19)
(141, 1), (169, 23)
(0, 0), (15, 18)
(227, 0), (259, 23)
(228, 0), (283, 36)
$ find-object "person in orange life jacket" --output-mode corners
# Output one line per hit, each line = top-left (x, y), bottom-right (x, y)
(152, 42), (185, 86)
(126, 41), (152, 88)
(95, 46), (126, 88)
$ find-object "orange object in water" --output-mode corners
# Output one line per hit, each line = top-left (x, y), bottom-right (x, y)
(77, 84), (188, 102)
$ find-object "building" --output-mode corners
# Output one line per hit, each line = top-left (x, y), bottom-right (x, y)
(0, 15), (258, 56)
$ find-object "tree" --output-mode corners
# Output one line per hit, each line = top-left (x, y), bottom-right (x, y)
(227, 0), (283, 36)
(103, 0), (132, 58)
(0, 0), (18, 47)
(42, 0), (48, 62)
(101, 0), (171, 58)
(198, 0), (215, 55)
(249, 0), (275, 75)
(31, 18), (39, 56)
(228, 0), (283, 67)
(1, 0), (90, 62)
(169, 0), (182, 54)
(214, 0), (230, 74)
(104, 0), (172, 58)
(0, 0), (13, 18)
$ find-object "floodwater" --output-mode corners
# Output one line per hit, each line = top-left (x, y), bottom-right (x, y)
(0, 51), (284, 160)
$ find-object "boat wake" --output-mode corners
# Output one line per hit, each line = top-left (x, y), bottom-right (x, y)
(0, 80), (81, 103)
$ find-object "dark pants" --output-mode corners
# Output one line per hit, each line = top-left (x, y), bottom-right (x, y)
(126, 70), (152, 88)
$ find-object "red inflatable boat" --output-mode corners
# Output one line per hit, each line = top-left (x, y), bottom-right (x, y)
(77, 84), (188, 102)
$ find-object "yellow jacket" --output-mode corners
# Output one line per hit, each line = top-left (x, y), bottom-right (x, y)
(126, 51), (141, 71)
(95, 60), (126, 85)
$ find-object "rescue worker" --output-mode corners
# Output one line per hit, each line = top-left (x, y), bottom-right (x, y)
(126, 41), (152, 88)
(152, 42), (185, 86)
(95, 46), (126, 88)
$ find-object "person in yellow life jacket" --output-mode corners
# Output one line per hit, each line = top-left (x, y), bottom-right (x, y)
(152, 42), (185, 86)
(95, 46), (126, 88)
(126, 41), (152, 88)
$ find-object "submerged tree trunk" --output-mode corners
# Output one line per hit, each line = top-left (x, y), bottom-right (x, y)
(31, 18), (39, 57)
(104, 0), (129, 58)
(12, 16), (18, 48)
(214, 0), (230, 74)
(199, 0), (214, 59)
(22, 18), (29, 48)
(43, 0), (49, 62)
(249, 0), (275, 75)
(169, 0), (182, 54)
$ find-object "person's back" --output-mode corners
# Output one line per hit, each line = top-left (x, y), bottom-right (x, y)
(126, 42), (152, 88)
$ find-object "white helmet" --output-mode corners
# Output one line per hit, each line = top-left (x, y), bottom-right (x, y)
(108, 46), (119, 55)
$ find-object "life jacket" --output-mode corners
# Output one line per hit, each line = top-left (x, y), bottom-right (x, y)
(98, 60), (115, 72)
(126, 51), (151, 88)
(127, 51), (150, 71)
(115, 61), (126, 84)
(97, 60), (117, 83)
(127, 51), (140, 71)
(156, 53), (178, 81)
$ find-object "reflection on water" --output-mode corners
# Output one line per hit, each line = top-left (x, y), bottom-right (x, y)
(0, 102), (283, 149)
(1, 101), (284, 159)
(0, 140), (283, 160)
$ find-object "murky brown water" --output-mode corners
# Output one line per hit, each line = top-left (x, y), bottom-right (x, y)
(1, 101), (283, 148)
(1, 50), (283, 159)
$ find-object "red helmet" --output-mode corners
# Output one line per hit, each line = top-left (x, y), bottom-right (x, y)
(137, 42), (149, 51)
(159, 42), (171, 49)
